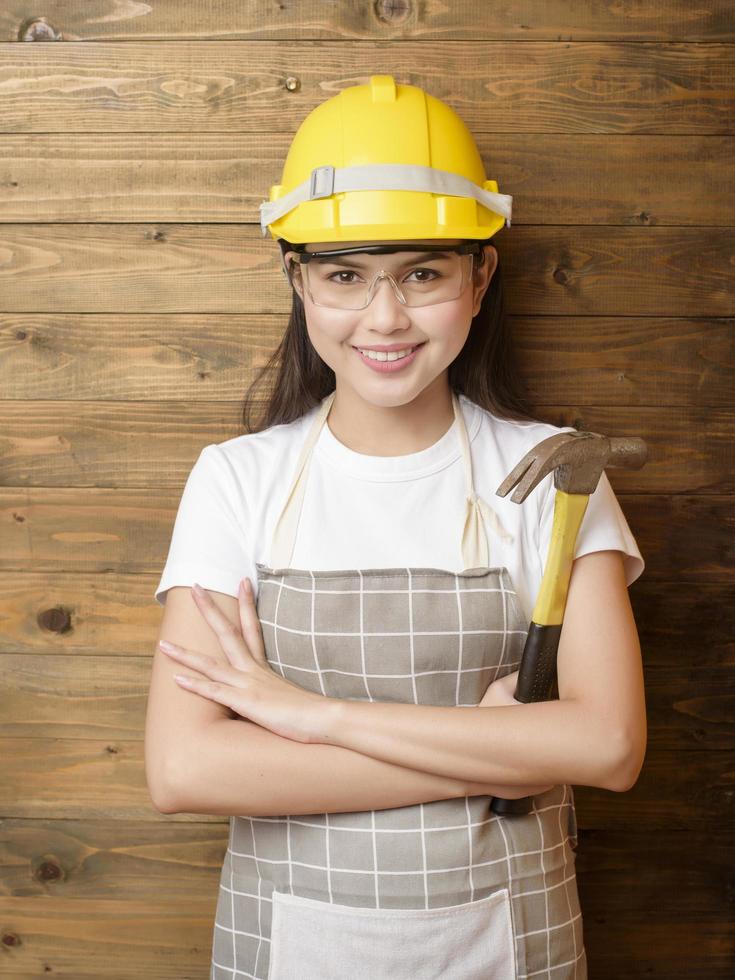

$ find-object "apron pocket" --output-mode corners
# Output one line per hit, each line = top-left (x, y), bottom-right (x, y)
(267, 886), (517, 980)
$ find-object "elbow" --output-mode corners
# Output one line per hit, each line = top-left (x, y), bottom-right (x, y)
(146, 757), (183, 814)
(605, 728), (647, 793)
(150, 784), (181, 815)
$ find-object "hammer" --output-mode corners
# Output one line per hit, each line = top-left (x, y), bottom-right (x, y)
(489, 428), (648, 816)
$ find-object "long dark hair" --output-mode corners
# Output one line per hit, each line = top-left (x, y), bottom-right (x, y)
(240, 239), (538, 432)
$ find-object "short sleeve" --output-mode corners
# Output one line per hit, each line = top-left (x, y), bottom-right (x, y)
(536, 468), (645, 588)
(154, 444), (256, 607)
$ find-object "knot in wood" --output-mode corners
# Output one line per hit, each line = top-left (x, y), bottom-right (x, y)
(375, 0), (412, 24)
(37, 606), (72, 634)
(18, 17), (62, 41)
(35, 860), (63, 882)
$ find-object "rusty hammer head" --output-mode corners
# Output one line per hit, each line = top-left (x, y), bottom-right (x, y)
(496, 430), (648, 503)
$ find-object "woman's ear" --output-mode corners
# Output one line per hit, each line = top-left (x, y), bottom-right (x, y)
(471, 244), (498, 317)
(281, 251), (304, 299)
(279, 249), (293, 280)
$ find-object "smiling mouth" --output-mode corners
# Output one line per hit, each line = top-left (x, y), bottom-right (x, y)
(353, 343), (425, 361)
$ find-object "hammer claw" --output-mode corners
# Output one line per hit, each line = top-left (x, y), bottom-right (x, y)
(507, 455), (557, 504)
(495, 454), (537, 499)
(495, 432), (583, 503)
(496, 429), (647, 502)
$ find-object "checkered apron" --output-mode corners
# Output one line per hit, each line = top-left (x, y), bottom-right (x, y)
(211, 390), (586, 979)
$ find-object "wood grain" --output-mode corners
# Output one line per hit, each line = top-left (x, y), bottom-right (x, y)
(1, 491), (731, 580)
(0, 402), (732, 491)
(1, 10), (733, 977)
(1, 651), (732, 751)
(0, 735), (732, 831)
(0, 577), (731, 666)
(1, 820), (732, 978)
(0, 134), (731, 224)
(0, 224), (731, 315)
(1, 1), (733, 42)
(0, 43), (732, 134)
(1, 314), (732, 405)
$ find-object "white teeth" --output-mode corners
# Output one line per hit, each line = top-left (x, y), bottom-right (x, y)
(357, 346), (418, 362)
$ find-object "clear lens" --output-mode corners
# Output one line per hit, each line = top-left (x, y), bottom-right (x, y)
(292, 251), (472, 310)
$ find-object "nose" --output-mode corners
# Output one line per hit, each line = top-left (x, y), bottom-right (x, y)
(366, 272), (406, 307)
(362, 273), (411, 322)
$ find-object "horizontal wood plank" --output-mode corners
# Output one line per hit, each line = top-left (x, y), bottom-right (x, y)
(0, 225), (731, 316)
(571, 749), (735, 832)
(630, 582), (735, 668)
(0, 736), (222, 823)
(580, 918), (733, 978)
(0, 404), (731, 491)
(0, 816), (228, 895)
(1, 492), (733, 582)
(0, 134), (731, 225)
(2, 819), (730, 917)
(1, 654), (731, 753)
(0, 819), (735, 980)
(2, 2), (733, 42)
(574, 827), (734, 916)
(0, 43), (732, 134)
(0, 579), (732, 666)
(0, 893), (217, 979)
(1, 315), (732, 407)
(0, 735), (730, 829)
(0, 821), (731, 977)
(1, 819), (727, 911)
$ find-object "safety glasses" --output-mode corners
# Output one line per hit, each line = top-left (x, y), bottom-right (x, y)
(284, 242), (484, 310)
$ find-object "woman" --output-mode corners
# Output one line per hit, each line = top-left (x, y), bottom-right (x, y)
(148, 75), (646, 979)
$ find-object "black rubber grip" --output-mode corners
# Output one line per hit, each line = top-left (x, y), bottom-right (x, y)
(514, 622), (563, 703)
(490, 623), (562, 816)
(490, 796), (537, 816)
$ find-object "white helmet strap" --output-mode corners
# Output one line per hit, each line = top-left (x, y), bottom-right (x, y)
(260, 163), (513, 237)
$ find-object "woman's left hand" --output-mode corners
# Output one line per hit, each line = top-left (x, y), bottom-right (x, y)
(159, 579), (336, 744)
(478, 669), (523, 709)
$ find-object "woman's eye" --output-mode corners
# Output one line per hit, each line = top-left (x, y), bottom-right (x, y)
(325, 268), (440, 284)
(326, 271), (359, 284)
(408, 268), (439, 282)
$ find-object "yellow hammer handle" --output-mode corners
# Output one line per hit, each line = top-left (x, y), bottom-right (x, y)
(532, 490), (590, 626)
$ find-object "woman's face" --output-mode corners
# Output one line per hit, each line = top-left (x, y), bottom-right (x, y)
(283, 238), (498, 405)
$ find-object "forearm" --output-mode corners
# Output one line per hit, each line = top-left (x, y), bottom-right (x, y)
(165, 716), (513, 817)
(321, 698), (629, 791)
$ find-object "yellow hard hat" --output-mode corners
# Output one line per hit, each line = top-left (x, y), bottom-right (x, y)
(260, 75), (512, 245)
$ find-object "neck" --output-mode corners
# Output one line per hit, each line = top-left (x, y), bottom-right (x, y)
(325, 379), (456, 457)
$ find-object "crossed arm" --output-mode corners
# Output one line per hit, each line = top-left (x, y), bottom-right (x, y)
(147, 550), (646, 816)
(319, 550), (646, 792)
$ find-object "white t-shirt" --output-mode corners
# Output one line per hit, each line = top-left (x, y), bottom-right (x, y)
(154, 393), (644, 621)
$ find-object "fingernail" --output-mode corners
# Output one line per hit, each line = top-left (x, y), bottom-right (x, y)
(159, 640), (176, 651)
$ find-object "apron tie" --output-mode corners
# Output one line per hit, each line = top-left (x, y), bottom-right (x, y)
(461, 491), (514, 570)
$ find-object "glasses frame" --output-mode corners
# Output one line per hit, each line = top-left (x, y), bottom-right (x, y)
(283, 241), (485, 310)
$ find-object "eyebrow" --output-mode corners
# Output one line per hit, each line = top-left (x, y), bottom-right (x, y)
(313, 251), (454, 266)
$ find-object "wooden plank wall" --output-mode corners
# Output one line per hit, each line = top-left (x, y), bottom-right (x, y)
(0, 2), (733, 977)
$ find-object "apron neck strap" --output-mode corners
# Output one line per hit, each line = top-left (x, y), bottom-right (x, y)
(268, 389), (507, 571)
(268, 390), (336, 571)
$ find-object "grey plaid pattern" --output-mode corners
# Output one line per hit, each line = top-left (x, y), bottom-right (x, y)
(210, 566), (586, 979)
